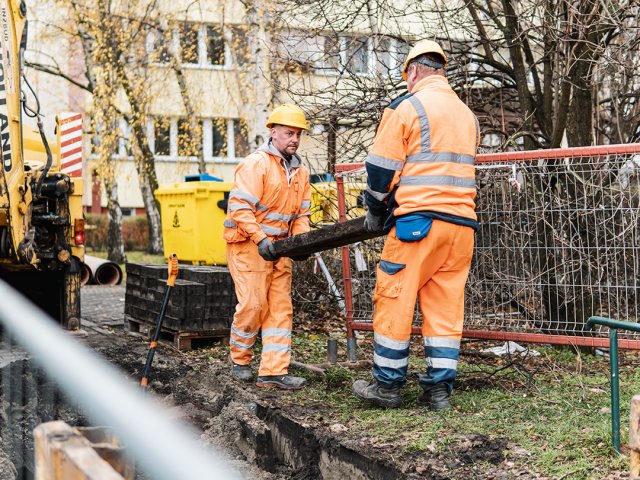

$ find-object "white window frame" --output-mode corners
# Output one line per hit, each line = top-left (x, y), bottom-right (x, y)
(389, 38), (408, 78)
(182, 23), (232, 70)
(145, 23), (234, 70)
(146, 117), (245, 164)
(148, 117), (173, 158)
(314, 35), (373, 77)
(146, 28), (175, 66)
(116, 118), (132, 158)
(344, 35), (371, 76)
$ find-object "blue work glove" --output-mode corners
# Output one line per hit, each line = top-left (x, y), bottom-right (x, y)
(364, 211), (386, 232)
(257, 238), (278, 261)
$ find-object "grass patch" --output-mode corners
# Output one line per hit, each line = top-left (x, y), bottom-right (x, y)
(182, 313), (635, 478)
(249, 332), (633, 479)
(87, 250), (165, 266)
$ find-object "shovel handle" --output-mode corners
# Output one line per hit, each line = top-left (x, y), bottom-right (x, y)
(167, 253), (178, 287)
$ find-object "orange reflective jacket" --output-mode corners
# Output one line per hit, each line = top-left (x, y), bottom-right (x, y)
(223, 141), (311, 244)
(365, 75), (479, 222)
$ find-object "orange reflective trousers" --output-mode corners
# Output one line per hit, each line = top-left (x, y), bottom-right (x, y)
(372, 220), (474, 390)
(227, 240), (293, 376)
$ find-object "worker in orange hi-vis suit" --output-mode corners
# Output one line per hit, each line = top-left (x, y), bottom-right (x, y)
(223, 104), (311, 390)
(352, 40), (480, 410)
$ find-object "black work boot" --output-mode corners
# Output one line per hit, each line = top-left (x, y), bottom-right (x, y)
(256, 374), (306, 390)
(352, 380), (402, 408)
(417, 383), (450, 411)
(231, 363), (254, 382)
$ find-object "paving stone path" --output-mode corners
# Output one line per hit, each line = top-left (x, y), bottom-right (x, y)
(81, 285), (126, 327)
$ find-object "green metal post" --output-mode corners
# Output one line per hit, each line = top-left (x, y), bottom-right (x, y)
(609, 328), (621, 454)
(586, 316), (640, 455)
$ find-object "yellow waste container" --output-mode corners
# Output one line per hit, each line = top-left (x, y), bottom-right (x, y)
(309, 181), (366, 226)
(155, 180), (231, 265)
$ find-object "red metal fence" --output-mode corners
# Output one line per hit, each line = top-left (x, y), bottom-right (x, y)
(335, 144), (640, 352)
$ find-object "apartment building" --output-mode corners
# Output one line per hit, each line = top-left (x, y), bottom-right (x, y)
(25, 0), (431, 214)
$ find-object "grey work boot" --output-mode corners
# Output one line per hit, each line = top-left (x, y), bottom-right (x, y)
(417, 383), (450, 411)
(231, 363), (254, 382)
(352, 380), (402, 408)
(256, 374), (306, 390)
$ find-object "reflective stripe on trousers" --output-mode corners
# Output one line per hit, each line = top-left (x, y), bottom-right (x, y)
(227, 240), (293, 376)
(373, 333), (410, 386)
(371, 221), (474, 390)
(421, 336), (460, 392)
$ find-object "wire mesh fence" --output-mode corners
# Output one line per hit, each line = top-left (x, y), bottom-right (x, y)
(334, 144), (640, 348)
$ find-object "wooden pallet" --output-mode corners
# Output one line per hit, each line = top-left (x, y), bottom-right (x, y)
(125, 316), (229, 351)
(34, 421), (134, 480)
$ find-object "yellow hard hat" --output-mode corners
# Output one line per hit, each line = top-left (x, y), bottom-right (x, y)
(402, 40), (447, 81)
(266, 104), (309, 130)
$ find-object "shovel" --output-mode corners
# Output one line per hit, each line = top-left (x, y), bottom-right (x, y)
(140, 254), (179, 388)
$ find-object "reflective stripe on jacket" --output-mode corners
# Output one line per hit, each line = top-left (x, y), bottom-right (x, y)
(224, 141), (311, 244)
(365, 75), (479, 221)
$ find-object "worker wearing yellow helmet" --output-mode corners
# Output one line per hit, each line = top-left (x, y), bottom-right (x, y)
(224, 103), (311, 390)
(352, 40), (480, 410)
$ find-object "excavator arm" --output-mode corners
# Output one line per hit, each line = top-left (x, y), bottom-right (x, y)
(0, 0), (29, 261)
(0, 0), (85, 330)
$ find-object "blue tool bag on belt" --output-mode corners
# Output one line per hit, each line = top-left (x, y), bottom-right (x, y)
(395, 214), (432, 242)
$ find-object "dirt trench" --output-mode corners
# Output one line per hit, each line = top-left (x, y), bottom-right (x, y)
(87, 340), (406, 480)
(81, 285), (411, 479)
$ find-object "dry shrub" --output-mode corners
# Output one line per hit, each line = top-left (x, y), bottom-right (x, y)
(86, 213), (149, 251)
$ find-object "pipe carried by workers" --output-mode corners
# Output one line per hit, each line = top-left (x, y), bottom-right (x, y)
(223, 103), (311, 390)
(351, 39), (480, 410)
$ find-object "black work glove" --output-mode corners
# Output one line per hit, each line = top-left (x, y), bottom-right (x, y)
(364, 210), (386, 232)
(257, 238), (278, 261)
(290, 254), (311, 262)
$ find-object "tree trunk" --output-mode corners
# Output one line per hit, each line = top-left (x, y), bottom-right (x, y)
(171, 56), (206, 174)
(566, 61), (594, 147)
(137, 154), (164, 254)
(105, 178), (126, 263)
(112, 59), (163, 254)
(501, 0), (536, 149)
(237, 0), (273, 143)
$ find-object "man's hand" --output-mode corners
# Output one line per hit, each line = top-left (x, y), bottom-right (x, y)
(258, 238), (278, 261)
(364, 211), (386, 232)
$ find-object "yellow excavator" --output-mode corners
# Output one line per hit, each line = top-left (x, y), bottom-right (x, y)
(0, 0), (84, 329)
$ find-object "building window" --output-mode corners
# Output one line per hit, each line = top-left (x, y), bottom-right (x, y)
(147, 28), (172, 64)
(177, 119), (201, 157)
(233, 119), (250, 158)
(322, 36), (342, 72)
(345, 37), (369, 75)
(393, 39), (410, 77)
(153, 117), (171, 156)
(306, 34), (409, 78)
(210, 119), (227, 157)
(146, 23), (238, 68)
(206, 26), (226, 66)
(179, 22), (200, 65)
(117, 119), (133, 157)
(278, 33), (322, 73)
(147, 117), (246, 162)
(373, 37), (410, 78)
(229, 25), (250, 67)
(313, 35), (374, 76)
